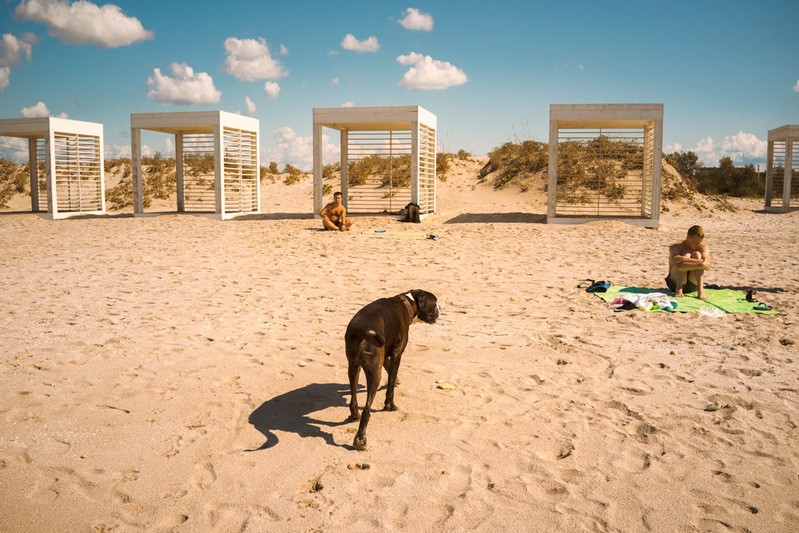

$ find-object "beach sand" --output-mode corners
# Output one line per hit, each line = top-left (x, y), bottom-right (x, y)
(1, 159), (798, 532)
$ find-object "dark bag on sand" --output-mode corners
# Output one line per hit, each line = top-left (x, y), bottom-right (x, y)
(586, 280), (611, 293)
(402, 202), (420, 223)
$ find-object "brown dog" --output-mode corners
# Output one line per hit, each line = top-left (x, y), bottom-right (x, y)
(345, 289), (439, 450)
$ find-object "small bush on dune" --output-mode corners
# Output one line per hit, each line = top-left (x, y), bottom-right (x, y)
(436, 153), (450, 182)
(105, 153), (175, 209)
(0, 158), (29, 207)
(322, 162), (340, 180)
(284, 163), (305, 185)
(480, 140), (548, 189)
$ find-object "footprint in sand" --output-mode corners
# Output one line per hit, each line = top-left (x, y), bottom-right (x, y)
(438, 464), (473, 495)
(192, 462), (217, 490)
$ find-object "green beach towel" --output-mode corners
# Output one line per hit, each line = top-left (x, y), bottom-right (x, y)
(593, 286), (779, 314)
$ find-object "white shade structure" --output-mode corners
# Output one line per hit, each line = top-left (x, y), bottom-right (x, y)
(130, 111), (260, 220)
(765, 125), (799, 212)
(313, 106), (437, 217)
(0, 117), (105, 219)
(547, 104), (664, 228)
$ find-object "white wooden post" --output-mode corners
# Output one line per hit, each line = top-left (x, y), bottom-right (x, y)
(765, 139), (773, 209)
(131, 127), (143, 214)
(546, 117), (558, 221)
(98, 132), (106, 213)
(214, 125), (224, 217)
(784, 139), (793, 210)
(28, 137), (39, 212)
(46, 128), (57, 217)
(175, 133), (185, 212)
(411, 121), (419, 206)
(255, 127), (261, 213)
(312, 122), (323, 215)
(340, 130), (348, 208)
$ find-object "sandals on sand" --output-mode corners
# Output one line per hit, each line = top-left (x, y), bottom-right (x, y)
(754, 302), (772, 311)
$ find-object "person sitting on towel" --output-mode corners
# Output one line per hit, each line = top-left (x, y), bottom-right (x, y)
(666, 225), (711, 300)
(320, 191), (353, 231)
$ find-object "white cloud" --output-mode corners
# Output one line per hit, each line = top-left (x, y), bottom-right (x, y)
(14, 0), (154, 48)
(397, 52), (467, 90)
(692, 131), (767, 166)
(263, 126), (338, 170)
(223, 37), (288, 81)
(341, 34), (380, 53)
(106, 143), (155, 158)
(399, 8), (433, 31)
(245, 96), (256, 114)
(793, 80), (799, 92)
(0, 33), (37, 91)
(21, 101), (49, 117)
(342, 101), (355, 107)
(264, 81), (281, 99)
(104, 143), (131, 159)
(331, 77), (340, 85)
(163, 136), (174, 156)
(279, 44), (288, 56)
(0, 136), (29, 162)
(0, 68), (10, 91)
(665, 142), (683, 153)
(146, 63), (221, 105)
(0, 33), (37, 67)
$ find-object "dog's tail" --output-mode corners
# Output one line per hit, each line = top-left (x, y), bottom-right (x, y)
(364, 329), (385, 347)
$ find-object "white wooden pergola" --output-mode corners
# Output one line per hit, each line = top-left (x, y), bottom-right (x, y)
(131, 111), (260, 219)
(765, 125), (799, 212)
(0, 117), (105, 219)
(313, 106), (437, 217)
(547, 104), (663, 228)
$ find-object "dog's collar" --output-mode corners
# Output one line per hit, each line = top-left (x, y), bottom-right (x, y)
(401, 292), (416, 317)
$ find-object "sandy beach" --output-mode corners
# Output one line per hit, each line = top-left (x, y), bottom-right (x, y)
(1, 159), (798, 532)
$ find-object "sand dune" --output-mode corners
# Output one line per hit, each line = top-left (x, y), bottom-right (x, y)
(1, 158), (798, 532)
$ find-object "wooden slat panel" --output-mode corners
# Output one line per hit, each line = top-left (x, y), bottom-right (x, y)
(53, 132), (102, 212)
(554, 128), (654, 218)
(347, 129), (413, 214)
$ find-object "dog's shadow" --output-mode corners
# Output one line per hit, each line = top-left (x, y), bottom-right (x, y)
(246, 382), (355, 451)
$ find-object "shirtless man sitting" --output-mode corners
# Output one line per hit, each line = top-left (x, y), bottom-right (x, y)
(666, 225), (711, 300)
(320, 191), (353, 231)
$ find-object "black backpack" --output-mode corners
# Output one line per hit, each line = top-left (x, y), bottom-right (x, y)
(402, 202), (420, 223)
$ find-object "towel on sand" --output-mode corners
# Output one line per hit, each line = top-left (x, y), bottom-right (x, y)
(593, 286), (779, 314)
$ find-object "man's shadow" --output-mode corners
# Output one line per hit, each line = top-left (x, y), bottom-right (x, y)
(246, 382), (355, 451)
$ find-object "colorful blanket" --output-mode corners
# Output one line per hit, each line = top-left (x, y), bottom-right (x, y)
(593, 286), (779, 314)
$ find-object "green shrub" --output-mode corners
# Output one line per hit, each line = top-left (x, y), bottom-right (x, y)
(323, 162), (340, 180)
(0, 158), (28, 207)
(436, 153), (450, 182)
(480, 140), (548, 188)
(694, 157), (764, 197)
(284, 163), (303, 185)
(105, 153), (175, 209)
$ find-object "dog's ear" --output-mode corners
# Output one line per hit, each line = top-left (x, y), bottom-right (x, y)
(411, 290), (435, 314)
(413, 290), (428, 312)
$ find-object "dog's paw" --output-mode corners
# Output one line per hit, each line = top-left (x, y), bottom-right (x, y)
(384, 402), (398, 412)
(353, 435), (367, 451)
(346, 413), (360, 422)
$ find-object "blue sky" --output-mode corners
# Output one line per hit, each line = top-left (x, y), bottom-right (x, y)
(1, 0), (797, 169)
